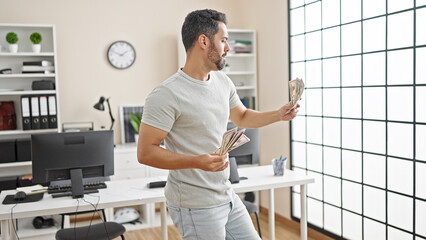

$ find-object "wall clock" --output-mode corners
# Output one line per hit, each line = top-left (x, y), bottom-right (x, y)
(107, 41), (136, 69)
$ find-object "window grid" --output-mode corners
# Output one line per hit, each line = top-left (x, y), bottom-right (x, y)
(289, 0), (425, 239)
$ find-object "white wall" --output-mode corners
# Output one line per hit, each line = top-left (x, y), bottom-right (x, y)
(0, 0), (291, 218)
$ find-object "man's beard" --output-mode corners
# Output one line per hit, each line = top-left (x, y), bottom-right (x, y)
(208, 42), (226, 70)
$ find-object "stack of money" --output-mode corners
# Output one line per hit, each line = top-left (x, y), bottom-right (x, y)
(288, 78), (305, 111)
(217, 127), (250, 155)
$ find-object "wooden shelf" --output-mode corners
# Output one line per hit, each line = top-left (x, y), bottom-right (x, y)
(0, 90), (56, 95)
(227, 53), (255, 58)
(16, 217), (60, 239)
(225, 71), (256, 75)
(0, 128), (57, 136)
(0, 73), (55, 78)
(236, 86), (256, 90)
(0, 52), (55, 57)
(0, 161), (31, 168)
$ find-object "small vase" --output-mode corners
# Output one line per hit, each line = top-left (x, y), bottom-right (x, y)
(134, 134), (139, 144)
(32, 44), (41, 53)
(9, 44), (18, 53)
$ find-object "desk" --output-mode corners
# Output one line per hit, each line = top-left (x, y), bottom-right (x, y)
(0, 166), (314, 240)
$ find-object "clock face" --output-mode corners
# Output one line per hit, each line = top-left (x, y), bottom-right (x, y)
(107, 41), (136, 69)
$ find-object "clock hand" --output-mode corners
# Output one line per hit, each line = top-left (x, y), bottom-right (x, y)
(110, 49), (121, 56)
(120, 50), (129, 56)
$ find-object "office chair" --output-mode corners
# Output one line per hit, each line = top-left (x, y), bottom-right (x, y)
(242, 199), (262, 239)
(55, 209), (126, 240)
(228, 157), (262, 238)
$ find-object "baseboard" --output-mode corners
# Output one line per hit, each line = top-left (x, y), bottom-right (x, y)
(259, 206), (334, 240)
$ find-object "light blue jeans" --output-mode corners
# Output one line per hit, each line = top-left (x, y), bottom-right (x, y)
(167, 191), (261, 240)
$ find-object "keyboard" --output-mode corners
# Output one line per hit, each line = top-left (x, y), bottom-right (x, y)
(51, 189), (99, 198)
(48, 181), (107, 194)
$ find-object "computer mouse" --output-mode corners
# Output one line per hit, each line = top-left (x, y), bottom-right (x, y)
(14, 191), (27, 201)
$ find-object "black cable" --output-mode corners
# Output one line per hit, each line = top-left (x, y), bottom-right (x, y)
(10, 203), (20, 240)
(74, 198), (80, 240)
(82, 195), (110, 240)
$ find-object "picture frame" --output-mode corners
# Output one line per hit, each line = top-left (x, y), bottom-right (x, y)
(119, 105), (144, 144)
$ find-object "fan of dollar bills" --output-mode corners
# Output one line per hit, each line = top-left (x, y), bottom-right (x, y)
(288, 78), (304, 111)
(216, 127), (250, 155)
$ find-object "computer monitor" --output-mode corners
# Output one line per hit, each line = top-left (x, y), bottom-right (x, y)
(227, 122), (259, 165)
(31, 130), (114, 198)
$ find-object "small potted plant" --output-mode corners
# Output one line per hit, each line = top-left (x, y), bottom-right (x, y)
(6, 32), (18, 53)
(129, 112), (142, 143)
(30, 32), (42, 53)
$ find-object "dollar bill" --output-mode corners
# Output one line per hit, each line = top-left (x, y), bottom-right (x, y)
(288, 77), (304, 111)
(216, 127), (250, 155)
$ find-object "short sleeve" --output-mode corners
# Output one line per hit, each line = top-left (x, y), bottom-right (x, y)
(228, 77), (242, 109)
(142, 86), (180, 132)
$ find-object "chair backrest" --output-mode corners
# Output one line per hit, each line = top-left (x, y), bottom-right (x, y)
(229, 157), (240, 184)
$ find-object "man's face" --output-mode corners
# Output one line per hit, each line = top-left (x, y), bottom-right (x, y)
(208, 22), (230, 70)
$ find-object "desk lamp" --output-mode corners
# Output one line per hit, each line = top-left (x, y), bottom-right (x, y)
(93, 96), (115, 130)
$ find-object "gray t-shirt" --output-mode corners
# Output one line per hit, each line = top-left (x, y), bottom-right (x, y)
(142, 69), (241, 208)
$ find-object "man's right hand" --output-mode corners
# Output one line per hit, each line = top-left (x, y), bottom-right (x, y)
(197, 153), (229, 171)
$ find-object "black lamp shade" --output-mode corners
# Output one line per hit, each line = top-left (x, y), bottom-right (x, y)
(93, 97), (105, 111)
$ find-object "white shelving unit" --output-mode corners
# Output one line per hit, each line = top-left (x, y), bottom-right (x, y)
(0, 24), (60, 179)
(178, 29), (258, 110)
(111, 144), (170, 232)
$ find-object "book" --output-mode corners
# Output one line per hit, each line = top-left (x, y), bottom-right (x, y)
(229, 40), (252, 53)
(240, 97), (249, 108)
(22, 65), (55, 71)
(22, 60), (53, 67)
(22, 71), (54, 74)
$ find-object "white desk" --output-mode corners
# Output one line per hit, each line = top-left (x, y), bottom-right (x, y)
(0, 165), (314, 240)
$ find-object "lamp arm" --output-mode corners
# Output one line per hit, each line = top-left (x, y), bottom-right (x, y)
(106, 98), (115, 130)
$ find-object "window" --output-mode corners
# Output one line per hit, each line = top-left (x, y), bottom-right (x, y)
(289, 0), (425, 238)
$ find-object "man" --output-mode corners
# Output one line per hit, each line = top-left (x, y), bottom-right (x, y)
(137, 9), (299, 240)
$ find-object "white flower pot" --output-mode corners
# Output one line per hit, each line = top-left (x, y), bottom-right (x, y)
(9, 44), (18, 53)
(134, 134), (139, 144)
(32, 44), (41, 53)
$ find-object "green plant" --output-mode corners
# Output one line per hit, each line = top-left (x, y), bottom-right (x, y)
(30, 32), (42, 44)
(129, 112), (142, 133)
(6, 32), (18, 44)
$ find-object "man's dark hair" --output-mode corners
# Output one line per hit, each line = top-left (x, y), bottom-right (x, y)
(181, 9), (227, 52)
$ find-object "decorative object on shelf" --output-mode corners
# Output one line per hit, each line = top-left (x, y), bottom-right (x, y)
(107, 41), (136, 69)
(114, 207), (140, 224)
(93, 96), (115, 130)
(0, 101), (17, 130)
(129, 112), (142, 133)
(31, 80), (55, 90)
(119, 105), (143, 144)
(29, 32), (42, 53)
(62, 122), (94, 132)
(6, 32), (18, 53)
(129, 112), (142, 143)
(224, 63), (230, 72)
(228, 40), (252, 53)
(22, 60), (54, 74)
(0, 68), (12, 74)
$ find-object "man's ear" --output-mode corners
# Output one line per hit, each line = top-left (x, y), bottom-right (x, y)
(197, 34), (210, 50)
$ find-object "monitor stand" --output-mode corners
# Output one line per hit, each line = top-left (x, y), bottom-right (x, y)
(70, 169), (84, 198)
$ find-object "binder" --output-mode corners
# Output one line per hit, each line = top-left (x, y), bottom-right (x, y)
(47, 95), (57, 129)
(30, 96), (40, 129)
(21, 96), (31, 130)
(39, 96), (49, 129)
